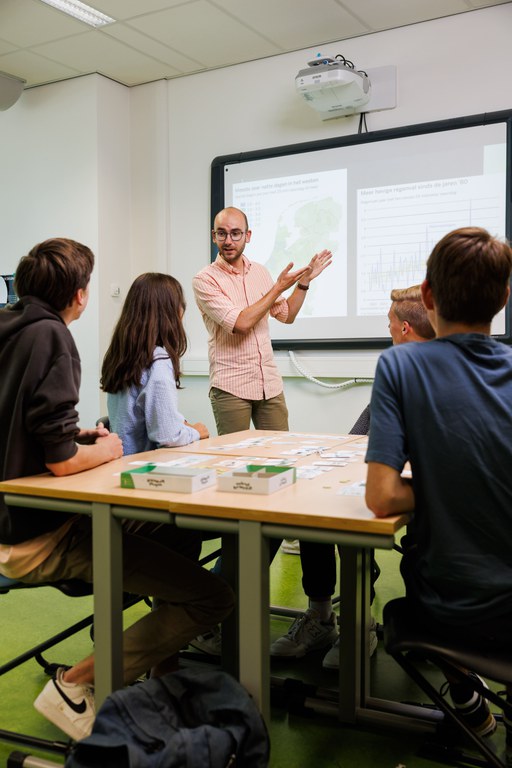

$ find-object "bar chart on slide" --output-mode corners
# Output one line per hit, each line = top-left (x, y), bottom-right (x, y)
(357, 173), (506, 315)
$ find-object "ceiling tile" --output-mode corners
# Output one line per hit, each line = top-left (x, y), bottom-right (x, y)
(104, 24), (204, 73)
(125, 1), (282, 68)
(0, 39), (18, 56)
(0, 49), (80, 86)
(339, 0), (471, 30)
(1, 0), (90, 47)
(466, 0), (512, 6)
(214, 0), (369, 49)
(91, 0), (196, 20)
(31, 32), (182, 85)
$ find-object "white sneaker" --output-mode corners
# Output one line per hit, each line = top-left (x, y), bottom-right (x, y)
(322, 617), (378, 669)
(34, 667), (95, 741)
(270, 609), (338, 658)
(189, 625), (222, 656)
(280, 538), (300, 555)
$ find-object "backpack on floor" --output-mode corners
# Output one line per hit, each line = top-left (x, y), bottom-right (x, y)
(65, 668), (270, 768)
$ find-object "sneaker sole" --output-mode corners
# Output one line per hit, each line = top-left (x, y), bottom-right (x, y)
(322, 632), (379, 670)
(270, 646), (308, 659)
(451, 674), (498, 739)
(271, 637), (337, 659)
(477, 715), (497, 738)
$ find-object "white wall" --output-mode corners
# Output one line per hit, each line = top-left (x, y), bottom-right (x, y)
(161, 4), (512, 433)
(0, 75), (133, 426)
(1, 5), (511, 435)
(0, 77), (101, 426)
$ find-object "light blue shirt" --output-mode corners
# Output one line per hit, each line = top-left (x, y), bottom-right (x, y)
(107, 347), (200, 456)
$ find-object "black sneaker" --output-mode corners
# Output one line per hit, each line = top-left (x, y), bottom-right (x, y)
(449, 672), (497, 738)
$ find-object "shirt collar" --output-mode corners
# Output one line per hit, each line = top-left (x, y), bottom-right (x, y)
(214, 253), (251, 276)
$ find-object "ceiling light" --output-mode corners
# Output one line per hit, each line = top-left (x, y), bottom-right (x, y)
(39, 0), (115, 28)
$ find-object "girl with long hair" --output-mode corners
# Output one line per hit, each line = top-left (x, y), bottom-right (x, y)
(101, 273), (208, 454)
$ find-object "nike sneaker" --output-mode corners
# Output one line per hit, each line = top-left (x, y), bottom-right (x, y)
(34, 666), (95, 741)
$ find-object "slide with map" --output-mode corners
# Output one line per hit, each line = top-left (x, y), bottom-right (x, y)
(212, 111), (511, 347)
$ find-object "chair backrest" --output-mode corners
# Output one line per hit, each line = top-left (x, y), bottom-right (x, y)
(96, 415), (111, 431)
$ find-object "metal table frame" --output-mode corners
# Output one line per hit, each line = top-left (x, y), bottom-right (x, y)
(4, 492), (416, 729)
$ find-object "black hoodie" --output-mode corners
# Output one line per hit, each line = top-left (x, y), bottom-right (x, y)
(0, 296), (81, 543)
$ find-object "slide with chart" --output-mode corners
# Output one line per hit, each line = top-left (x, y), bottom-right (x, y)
(214, 111), (510, 347)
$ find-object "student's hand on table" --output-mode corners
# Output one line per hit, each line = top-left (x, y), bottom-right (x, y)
(187, 421), (209, 439)
(76, 423), (110, 444)
(96, 432), (123, 460)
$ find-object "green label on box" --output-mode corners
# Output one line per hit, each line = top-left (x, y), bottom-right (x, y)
(246, 465), (296, 479)
(120, 464), (157, 489)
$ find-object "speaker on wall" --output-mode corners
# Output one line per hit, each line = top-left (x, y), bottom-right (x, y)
(0, 71), (26, 111)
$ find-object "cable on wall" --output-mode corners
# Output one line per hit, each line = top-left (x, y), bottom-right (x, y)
(288, 351), (373, 390)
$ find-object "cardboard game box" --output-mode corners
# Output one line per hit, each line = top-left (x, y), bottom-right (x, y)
(120, 464), (216, 493)
(216, 465), (296, 495)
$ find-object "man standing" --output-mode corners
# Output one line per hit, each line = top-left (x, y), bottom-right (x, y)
(193, 206), (332, 435)
(366, 227), (512, 740)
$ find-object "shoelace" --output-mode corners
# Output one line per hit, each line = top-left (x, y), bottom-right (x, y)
(287, 613), (309, 640)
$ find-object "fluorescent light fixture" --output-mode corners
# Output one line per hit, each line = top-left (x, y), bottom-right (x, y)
(39, 0), (115, 27)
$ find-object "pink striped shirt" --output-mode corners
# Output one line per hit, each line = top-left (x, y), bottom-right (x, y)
(193, 254), (289, 400)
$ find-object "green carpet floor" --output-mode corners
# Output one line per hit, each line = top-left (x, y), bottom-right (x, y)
(0, 545), (508, 767)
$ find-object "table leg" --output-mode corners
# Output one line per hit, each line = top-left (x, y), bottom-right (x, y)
(220, 532), (239, 676)
(337, 545), (374, 722)
(238, 520), (270, 721)
(91, 501), (124, 707)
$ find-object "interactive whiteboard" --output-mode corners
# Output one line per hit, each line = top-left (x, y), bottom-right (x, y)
(211, 110), (512, 349)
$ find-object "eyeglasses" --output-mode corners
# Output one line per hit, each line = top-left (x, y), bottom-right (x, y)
(213, 229), (245, 242)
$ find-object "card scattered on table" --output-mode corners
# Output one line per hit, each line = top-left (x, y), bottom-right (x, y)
(337, 481), (366, 496)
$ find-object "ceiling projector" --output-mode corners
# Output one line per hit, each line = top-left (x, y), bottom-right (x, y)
(295, 57), (371, 119)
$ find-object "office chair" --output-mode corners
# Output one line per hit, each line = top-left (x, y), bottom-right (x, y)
(383, 597), (512, 768)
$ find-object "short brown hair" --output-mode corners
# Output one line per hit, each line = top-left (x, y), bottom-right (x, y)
(14, 238), (94, 312)
(426, 227), (512, 325)
(389, 284), (435, 340)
